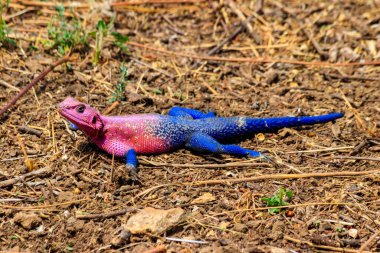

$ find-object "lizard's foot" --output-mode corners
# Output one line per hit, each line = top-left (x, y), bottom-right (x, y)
(127, 165), (141, 184)
(247, 150), (275, 165)
(69, 122), (79, 131)
(247, 150), (262, 157)
(260, 153), (274, 163)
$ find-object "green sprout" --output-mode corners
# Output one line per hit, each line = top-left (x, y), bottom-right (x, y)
(261, 187), (293, 214)
(47, 5), (88, 55)
(109, 63), (128, 103)
(111, 31), (129, 52)
(93, 20), (108, 65)
(0, 1), (15, 48)
(89, 18), (129, 64)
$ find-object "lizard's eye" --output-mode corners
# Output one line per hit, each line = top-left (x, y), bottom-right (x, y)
(92, 116), (97, 124)
(76, 105), (85, 113)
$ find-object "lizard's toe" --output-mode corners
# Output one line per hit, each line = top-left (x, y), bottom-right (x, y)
(247, 150), (262, 157)
(259, 153), (277, 165)
(127, 166), (141, 184)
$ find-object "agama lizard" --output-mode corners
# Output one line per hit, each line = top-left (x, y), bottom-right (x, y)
(59, 97), (344, 177)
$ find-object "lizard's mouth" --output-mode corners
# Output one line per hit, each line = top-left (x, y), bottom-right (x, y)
(58, 107), (86, 126)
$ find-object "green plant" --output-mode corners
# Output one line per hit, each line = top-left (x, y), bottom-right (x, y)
(92, 20), (108, 65)
(109, 63), (128, 103)
(0, 1), (15, 48)
(47, 5), (88, 55)
(66, 245), (74, 251)
(262, 187), (293, 214)
(111, 31), (129, 52)
(90, 19), (129, 64)
(88, 18), (129, 64)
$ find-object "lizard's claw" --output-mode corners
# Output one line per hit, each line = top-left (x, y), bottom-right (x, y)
(249, 150), (275, 164)
(127, 165), (141, 184)
(260, 153), (272, 162)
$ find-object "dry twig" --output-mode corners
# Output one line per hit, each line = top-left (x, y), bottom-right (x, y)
(0, 56), (74, 116)
(285, 236), (373, 253)
(141, 245), (166, 253)
(127, 41), (380, 67)
(18, 125), (43, 137)
(0, 167), (51, 188)
(226, 0), (261, 44)
(135, 169), (380, 198)
(76, 208), (135, 220)
(358, 230), (380, 253)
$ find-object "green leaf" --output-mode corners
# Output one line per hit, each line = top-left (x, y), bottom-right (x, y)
(87, 31), (97, 38)
(261, 187), (294, 214)
(97, 20), (107, 30)
(66, 245), (74, 251)
(111, 32), (129, 43)
(109, 63), (128, 103)
(285, 190), (293, 199)
(153, 89), (163, 95)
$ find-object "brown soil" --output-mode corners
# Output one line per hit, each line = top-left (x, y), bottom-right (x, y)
(0, 1), (379, 252)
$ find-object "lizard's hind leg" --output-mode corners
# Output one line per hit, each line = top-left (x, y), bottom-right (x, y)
(168, 107), (216, 119)
(185, 132), (261, 157)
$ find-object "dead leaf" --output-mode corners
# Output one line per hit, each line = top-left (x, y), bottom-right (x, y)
(191, 192), (216, 204)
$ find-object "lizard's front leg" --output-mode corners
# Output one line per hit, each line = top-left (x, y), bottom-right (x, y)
(168, 107), (216, 119)
(69, 122), (78, 131)
(125, 149), (139, 181)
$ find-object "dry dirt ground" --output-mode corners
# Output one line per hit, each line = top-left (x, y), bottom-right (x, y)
(0, 0), (380, 252)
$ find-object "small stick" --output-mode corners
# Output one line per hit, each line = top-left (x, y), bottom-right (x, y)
(18, 125), (43, 137)
(0, 55), (74, 116)
(324, 73), (380, 82)
(112, 0), (205, 7)
(165, 237), (208, 244)
(103, 101), (120, 115)
(76, 208), (135, 220)
(333, 156), (380, 162)
(0, 79), (20, 91)
(19, 0), (206, 9)
(285, 236), (373, 253)
(0, 198), (24, 202)
(206, 19), (249, 56)
(126, 41), (380, 67)
(135, 169), (380, 198)
(140, 159), (271, 168)
(189, 17), (253, 69)
(339, 89), (368, 132)
(212, 201), (358, 216)
(0, 167), (50, 188)
(4, 7), (34, 21)
(0, 198), (87, 210)
(162, 16), (186, 36)
(257, 0), (264, 14)
(304, 30), (329, 59)
(141, 245), (166, 253)
(358, 230), (380, 253)
(226, 0), (261, 44)
(195, 169), (380, 186)
(286, 146), (354, 154)
(16, 134), (36, 171)
(132, 58), (174, 78)
(271, 1), (328, 59)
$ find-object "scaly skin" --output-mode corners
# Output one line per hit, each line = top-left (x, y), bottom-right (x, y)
(59, 97), (344, 177)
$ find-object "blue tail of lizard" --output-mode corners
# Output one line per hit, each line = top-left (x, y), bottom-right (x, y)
(195, 112), (344, 142)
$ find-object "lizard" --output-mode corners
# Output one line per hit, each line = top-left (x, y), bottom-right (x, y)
(59, 97), (344, 178)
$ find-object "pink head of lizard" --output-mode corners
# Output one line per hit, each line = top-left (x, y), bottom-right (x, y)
(59, 97), (104, 139)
